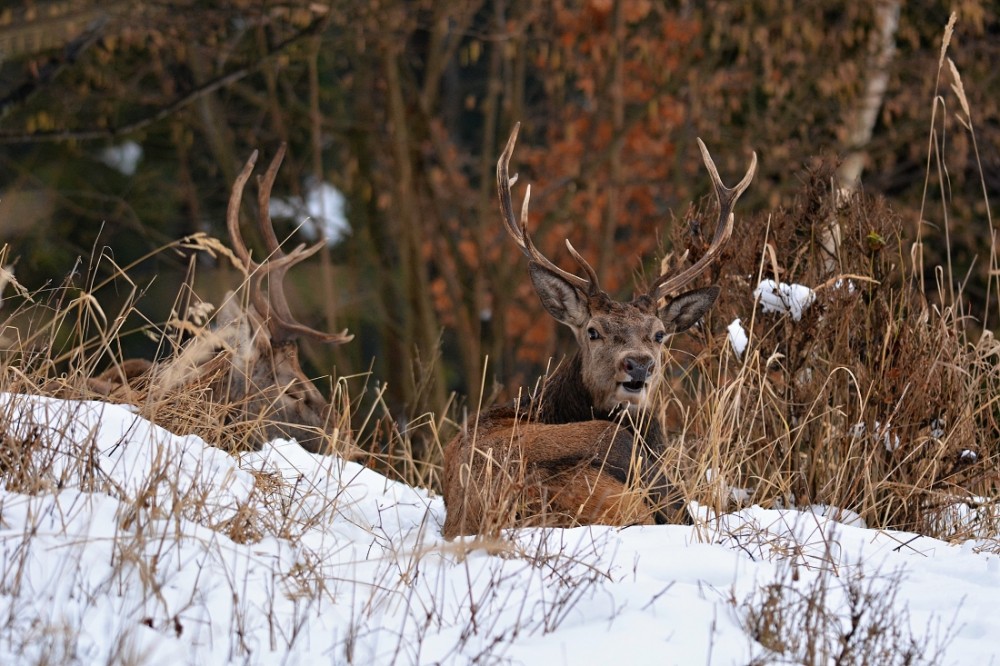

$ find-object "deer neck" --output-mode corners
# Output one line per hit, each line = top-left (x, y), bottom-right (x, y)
(536, 354), (617, 424)
(536, 354), (664, 442)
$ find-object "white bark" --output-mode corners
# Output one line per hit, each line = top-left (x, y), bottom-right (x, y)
(837, 0), (901, 190)
(821, 0), (901, 274)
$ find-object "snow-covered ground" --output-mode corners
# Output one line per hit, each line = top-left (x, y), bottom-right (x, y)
(0, 392), (996, 665)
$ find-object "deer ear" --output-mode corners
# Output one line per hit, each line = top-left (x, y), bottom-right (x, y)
(659, 285), (720, 333)
(528, 262), (589, 327)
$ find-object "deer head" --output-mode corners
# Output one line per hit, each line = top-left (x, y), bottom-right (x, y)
(151, 145), (354, 453)
(497, 123), (756, 414)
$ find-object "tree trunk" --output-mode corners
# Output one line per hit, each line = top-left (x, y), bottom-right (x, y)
(820, 0), (900, 275)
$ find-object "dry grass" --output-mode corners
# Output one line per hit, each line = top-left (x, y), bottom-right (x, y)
(740, 559), (954, 665)
(653, 29), (1000, 537)
(659, 164), (1000, 536)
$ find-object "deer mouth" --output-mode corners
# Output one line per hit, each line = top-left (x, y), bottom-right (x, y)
(614, 380), (650, 410)
(619, 380), (647, 394)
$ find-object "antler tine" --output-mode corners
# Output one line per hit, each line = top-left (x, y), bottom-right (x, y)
(231, 146), (352, 345)
(251, 142), (297, 330)
(256, 142), (288, 259)
(497, 123), (595, 293)
(649, 138), (757, 299)
(565, 240), (601, 292)
(265, 147), (352, 345)
(252, 246), (354, 344)
(227, 149), (261, 274)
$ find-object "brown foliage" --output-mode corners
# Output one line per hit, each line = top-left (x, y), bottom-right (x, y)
(669, 164), (1000, 533)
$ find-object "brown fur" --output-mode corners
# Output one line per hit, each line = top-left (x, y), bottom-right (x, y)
(442, 348), (684, 539)
(147, 294), (351, 453)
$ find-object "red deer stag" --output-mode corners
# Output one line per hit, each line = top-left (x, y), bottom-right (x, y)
(97, 145), (355, 455)
(442, 124), (756, 538)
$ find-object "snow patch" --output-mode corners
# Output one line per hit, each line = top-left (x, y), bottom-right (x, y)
(99, 141), (143, 176)
(727, 318), (748, 357)
(269, 178), (350, 244)
(754, 279), (816, 320)
(0, 392), (993, 664)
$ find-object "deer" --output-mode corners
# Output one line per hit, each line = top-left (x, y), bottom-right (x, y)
(93, 145), (357, 456)
(442, 124), (756, 538)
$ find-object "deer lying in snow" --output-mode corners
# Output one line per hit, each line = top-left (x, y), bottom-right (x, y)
(95, 145), (356, 456)
(442, 124), (756, 538)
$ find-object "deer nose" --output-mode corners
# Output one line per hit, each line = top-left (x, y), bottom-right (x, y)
(622, 355), (655, 383)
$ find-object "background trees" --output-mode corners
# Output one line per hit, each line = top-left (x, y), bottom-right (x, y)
(1, 0), (997, 420)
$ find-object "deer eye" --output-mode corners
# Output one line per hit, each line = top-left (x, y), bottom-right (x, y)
(653, 331), (666, 344)
(587, 327), (602, 341)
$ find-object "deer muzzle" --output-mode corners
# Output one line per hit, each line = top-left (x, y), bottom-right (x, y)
(619, 355), (656, 394)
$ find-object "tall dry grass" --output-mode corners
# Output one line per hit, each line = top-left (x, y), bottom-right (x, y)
(664, 165), (999, 537)
(662, 17), (999, 538)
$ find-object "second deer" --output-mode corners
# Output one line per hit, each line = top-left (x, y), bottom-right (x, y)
(442, 124), (756, 538)
(95, 146), (356, 456)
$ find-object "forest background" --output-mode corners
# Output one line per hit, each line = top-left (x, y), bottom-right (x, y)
(1, 0), (997, 429)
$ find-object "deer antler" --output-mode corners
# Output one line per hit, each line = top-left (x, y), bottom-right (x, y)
(497, 123), (602, 295)
(648, 139), (757, 300)
(226, 145), (353, 345)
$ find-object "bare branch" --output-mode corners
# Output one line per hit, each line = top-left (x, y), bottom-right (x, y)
(0, 12), (334, 144)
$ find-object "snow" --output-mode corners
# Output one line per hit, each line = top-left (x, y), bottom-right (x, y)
(0, 392), (998, 664)
(99, 141), (144, 176)
(852, 420), (903, 453)
(754, 278), (816, 320)
(269, 178), (350, 245)
(727, 318), (748, 357)
(834, 277), (857, 294)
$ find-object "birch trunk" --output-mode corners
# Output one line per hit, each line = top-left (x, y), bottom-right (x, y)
(820, 0), (900, 275)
